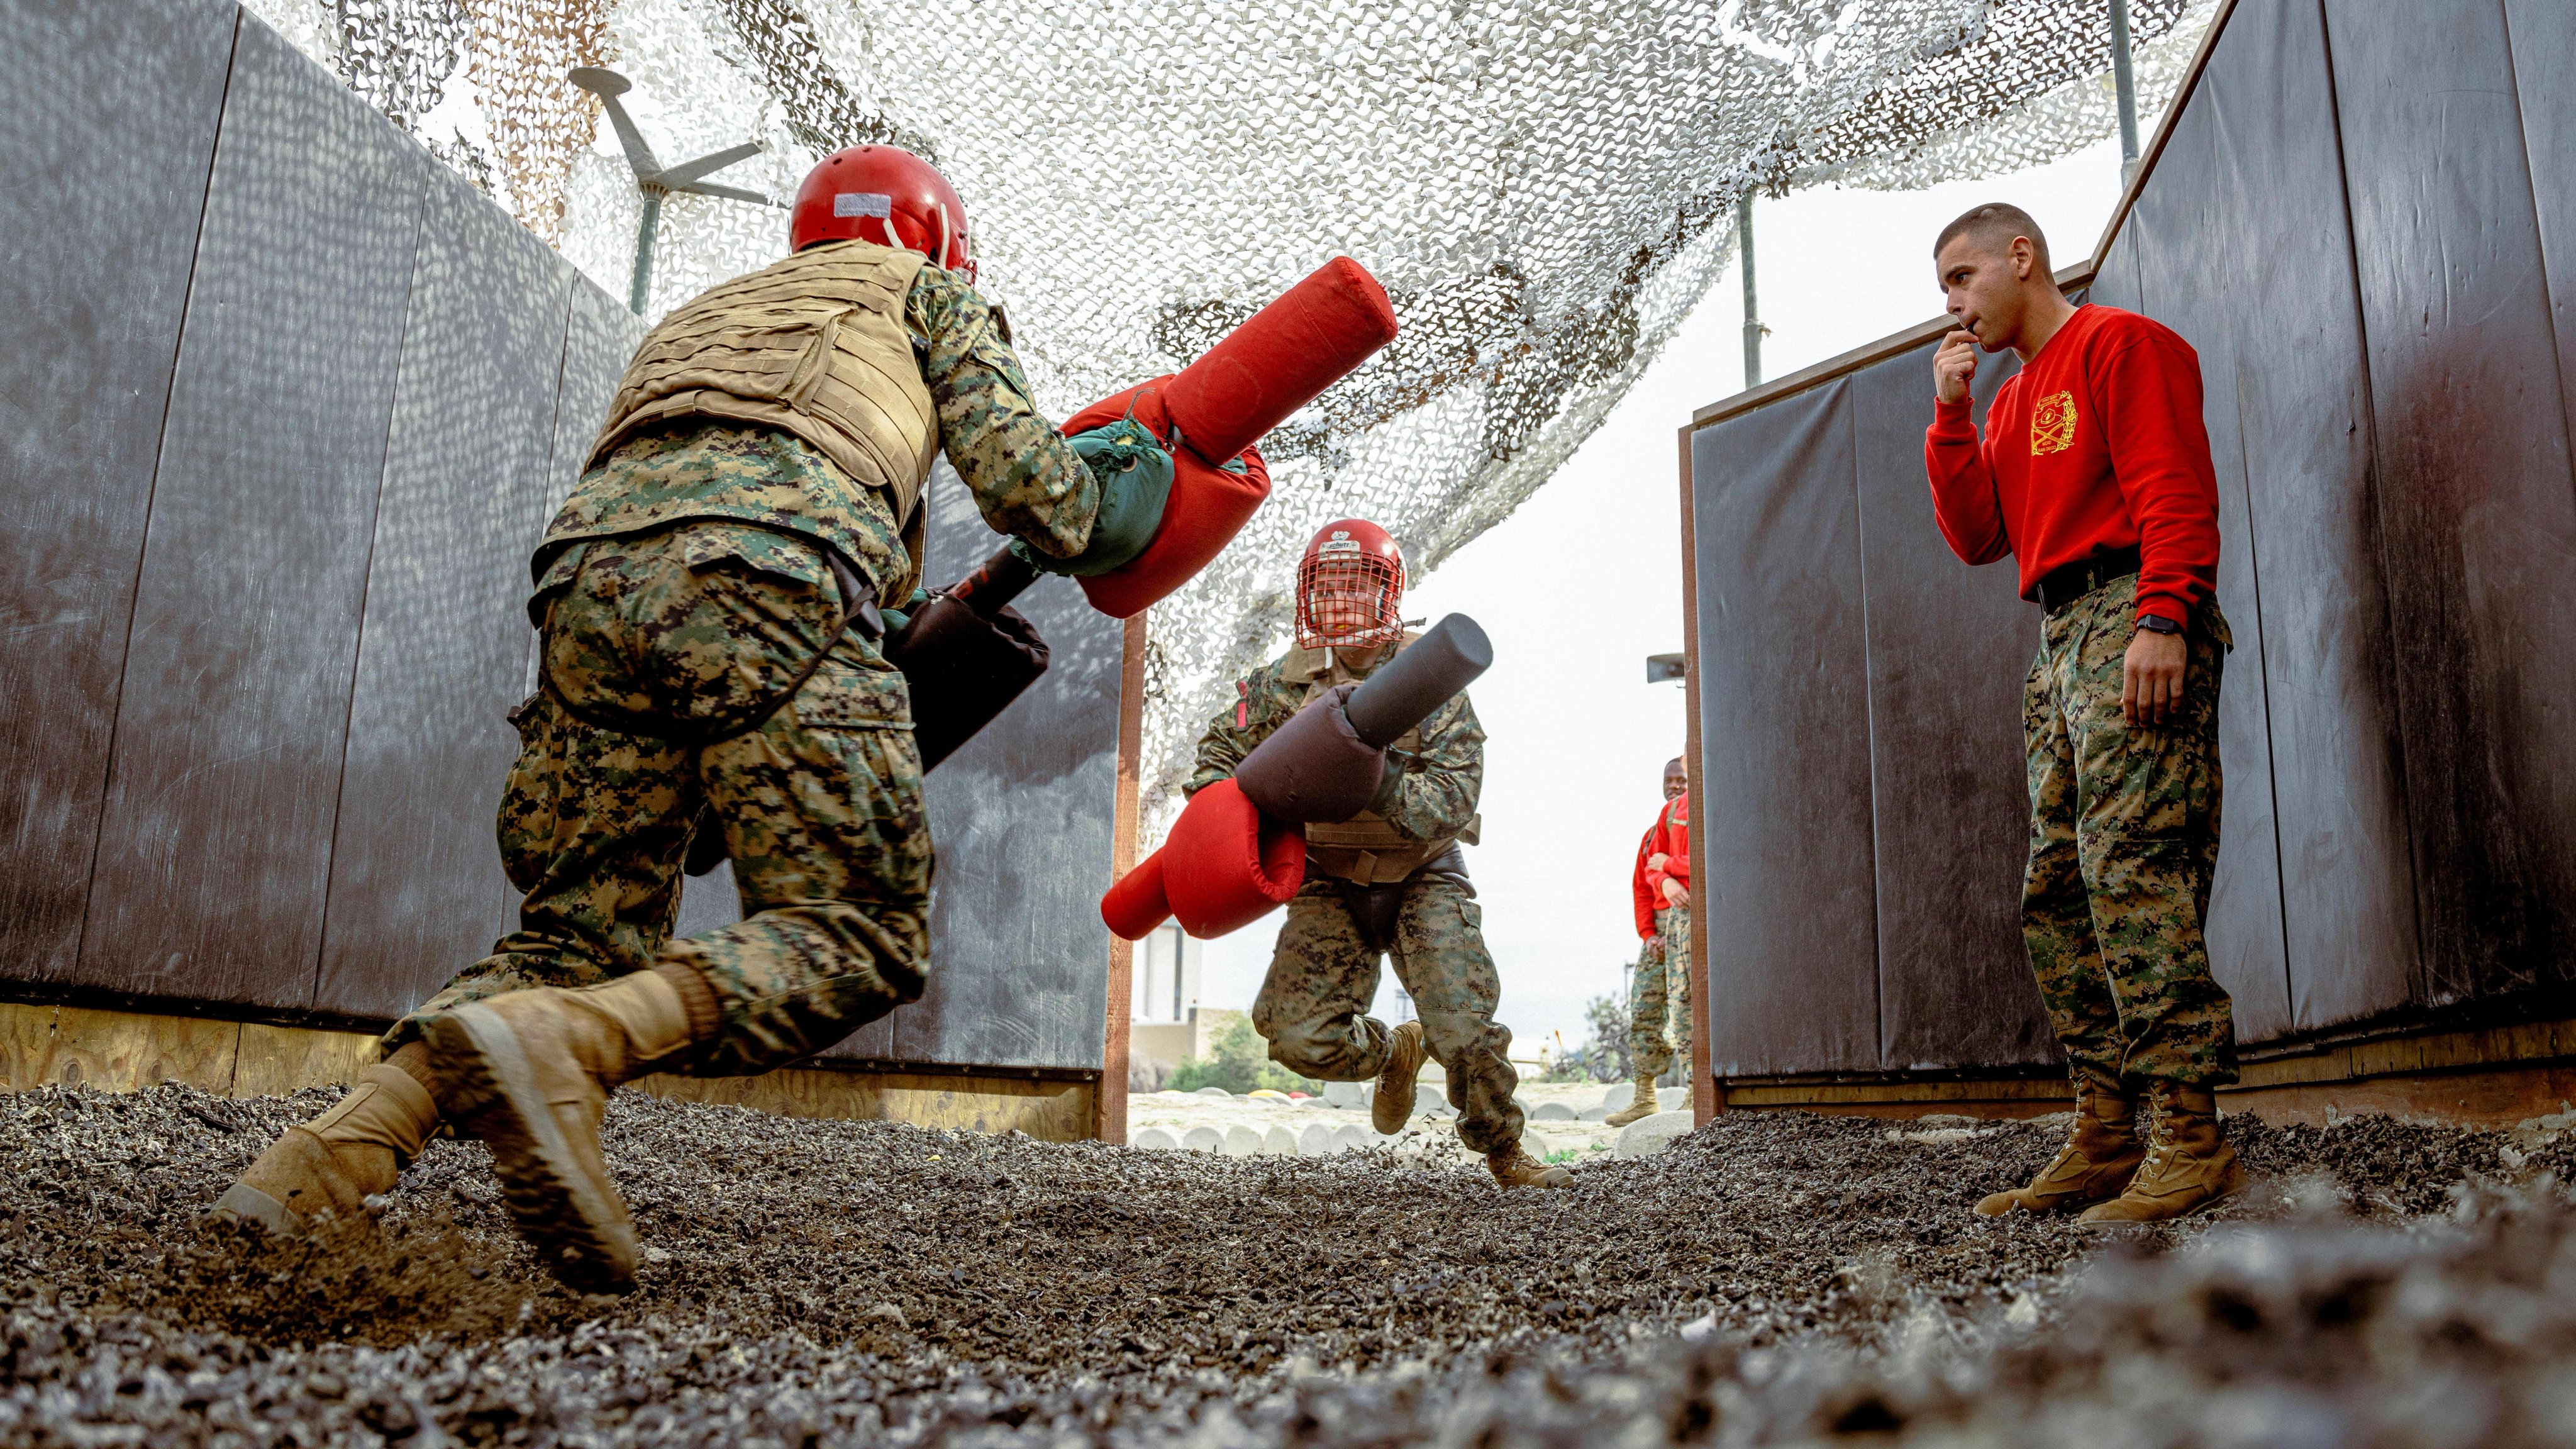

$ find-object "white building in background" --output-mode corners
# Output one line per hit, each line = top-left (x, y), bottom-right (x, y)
(1127, 924), (1214, 1085)
(1131, 922), (1201, 1025)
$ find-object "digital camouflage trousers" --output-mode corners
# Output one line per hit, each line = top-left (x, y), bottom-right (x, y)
(1251, 874), (1526, 1155)
(1629, 904), (1692, 1079)
(389, 520), (932, 1079)
(2024, 572), (2237, 1089)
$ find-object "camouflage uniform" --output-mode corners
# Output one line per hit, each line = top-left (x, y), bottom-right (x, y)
(390, 265), (1101, 1075)
(1191, 647), (1527, 1155)
(1629, 903), (1692, 1079)
(2023, 572), (2236, 1088)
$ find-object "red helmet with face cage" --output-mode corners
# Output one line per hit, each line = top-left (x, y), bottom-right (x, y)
(1294, 519), (1405, 651)
(789, 145), (975, 280)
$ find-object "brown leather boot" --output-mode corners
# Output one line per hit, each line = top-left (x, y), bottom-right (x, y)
(213, 1060), (441, 1237)
(1974, 1069), (2142, 1216)
(2079, 1082), (2244, 1224)
(1371, 1021), (1428, 1134)
(1604, 1071), (1662, 1128)
(1488, 1141), (1573, 1189)
(423, 967), (706, 1293)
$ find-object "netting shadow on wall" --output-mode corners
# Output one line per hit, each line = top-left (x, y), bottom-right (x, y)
(240, 0), (2213, 840)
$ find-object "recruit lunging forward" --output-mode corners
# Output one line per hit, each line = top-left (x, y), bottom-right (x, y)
(214, 147), (1165, 1291)
(1189, 520), (1570, 1190)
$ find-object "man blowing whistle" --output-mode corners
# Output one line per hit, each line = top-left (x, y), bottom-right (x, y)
(1925, 203), (2241, 1224)
(215, 147), (1154, 1291)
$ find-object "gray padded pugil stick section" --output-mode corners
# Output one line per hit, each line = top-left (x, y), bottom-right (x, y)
(1344, 614), (1492, 748)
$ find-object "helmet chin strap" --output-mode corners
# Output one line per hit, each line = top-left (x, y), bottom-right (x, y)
(1325, 640), (1391, 670)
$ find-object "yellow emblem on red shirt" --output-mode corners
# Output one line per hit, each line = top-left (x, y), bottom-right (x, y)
(2031, 390), (2078, 455)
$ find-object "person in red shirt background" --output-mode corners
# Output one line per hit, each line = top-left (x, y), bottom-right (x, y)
(1608, 758), (1690, 1129)
(1924, 202), (2240, 1224)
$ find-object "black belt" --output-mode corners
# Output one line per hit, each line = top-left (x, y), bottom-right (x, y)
(1320, 845), (1474, 958)
(2036, 546), (2141, 614)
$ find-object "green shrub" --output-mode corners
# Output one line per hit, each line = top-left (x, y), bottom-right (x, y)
(1538, 982), (1638, 1083)
(1165, 1014), (1319, 1096)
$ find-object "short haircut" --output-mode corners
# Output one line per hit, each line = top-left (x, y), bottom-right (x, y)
(1664, 757), (1685, 774)
(1934, 202), (2050, 272)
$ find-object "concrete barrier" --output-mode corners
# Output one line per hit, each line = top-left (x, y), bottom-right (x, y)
(1613, 1111), (1694, 1159)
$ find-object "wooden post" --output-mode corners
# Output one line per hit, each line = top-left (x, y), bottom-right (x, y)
(1094, 611), (1149, 1143)
(1680, 423), (1719, 1125)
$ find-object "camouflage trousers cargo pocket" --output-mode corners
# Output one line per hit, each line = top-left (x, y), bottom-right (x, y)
(392, 521), (932, 1079)
(2021, 572), (2237, 1089)
(1630, 904), (1692, 1078)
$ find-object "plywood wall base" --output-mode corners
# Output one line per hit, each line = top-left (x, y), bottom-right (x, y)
(2221, 1068), (2576, 1128)
(0, 1000), (370, 1096)
(1715, 1012), (2576, 1128)
(0, 1000), (1098, 1143)
(1719, 1077), (2075, 1121)
(631, 1070), (1094, 1141)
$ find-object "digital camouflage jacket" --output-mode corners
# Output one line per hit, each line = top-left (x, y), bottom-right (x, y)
(536, 262), (1099, 608)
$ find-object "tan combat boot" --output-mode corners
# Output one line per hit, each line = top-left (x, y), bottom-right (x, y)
(2079, 1082), (2244, 1224)
(1974, 1069), (2142, 1216)
(213, 1058), (441, 1236)
(423, 967), (706, 1293)
(1371, 1020), (1428, 1134)
(1488, 1141), (1573, 1189)
(1604, 1072), (1662, 1128)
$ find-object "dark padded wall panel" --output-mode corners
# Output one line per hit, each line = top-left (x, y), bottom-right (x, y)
(2123, 64), (2295, 1043)
(314, 173), (577, 1018)
(2205, 0), (2417, 1031)
(0, 0), (235, 981)
(1850, 343), (2054, 1069)
(2087, 223), (2142, 313)
(79, 19), (428, 1005)
(673, 862), (741, 942)
(825, 460), (1119, 1070)
(2327, 0), (2576, 1006)
(2509, 2), (2576, 550)
(1691, 383), (1882, 1075)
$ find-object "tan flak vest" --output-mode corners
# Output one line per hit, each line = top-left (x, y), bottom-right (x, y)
(1289, 636), (1482, 886)
(588, 238), (941, 535)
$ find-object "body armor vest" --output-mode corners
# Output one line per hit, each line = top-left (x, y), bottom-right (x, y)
(1288, 636), (1480, 885)
(589, 240), (941, 529)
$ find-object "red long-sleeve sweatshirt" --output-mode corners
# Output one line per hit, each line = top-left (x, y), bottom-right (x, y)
(1635, 791), (1690, 923)
(1631, 824), (1662, 940)
(1923, 304), (2219, 626)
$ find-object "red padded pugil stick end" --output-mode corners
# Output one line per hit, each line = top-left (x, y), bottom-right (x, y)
(1101, 850), (1174, 940)
(1161, 257), (1399, 466)
(1160, 778), (1308, 939)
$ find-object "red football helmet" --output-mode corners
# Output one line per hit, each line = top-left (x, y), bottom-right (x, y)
(789, 146), (975, 280)
(1295, 519), (1405, 650)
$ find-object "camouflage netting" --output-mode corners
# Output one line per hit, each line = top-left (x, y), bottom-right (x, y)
(241, 0), (2213, 838)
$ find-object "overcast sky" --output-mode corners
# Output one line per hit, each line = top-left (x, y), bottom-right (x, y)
(1185, 133), (2138, 1059)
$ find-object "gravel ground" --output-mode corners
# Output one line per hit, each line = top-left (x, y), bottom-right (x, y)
(3, 1082), (2573, 1446)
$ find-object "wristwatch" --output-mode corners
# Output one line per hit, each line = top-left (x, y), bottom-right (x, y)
(2135, 613), (2183, 635)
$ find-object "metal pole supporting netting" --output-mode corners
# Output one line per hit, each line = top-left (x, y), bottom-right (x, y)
(244, 0), (2214, 841)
